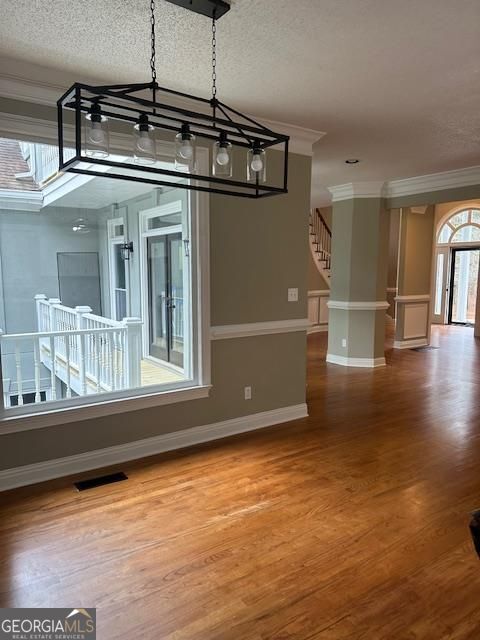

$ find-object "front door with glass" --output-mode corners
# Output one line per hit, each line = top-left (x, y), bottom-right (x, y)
(147, 232), (184, 367)
(448, 248), (480, 325)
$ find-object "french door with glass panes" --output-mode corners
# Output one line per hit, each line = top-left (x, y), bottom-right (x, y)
(147, 232), (184, 367)
(448, 247), (480, 325)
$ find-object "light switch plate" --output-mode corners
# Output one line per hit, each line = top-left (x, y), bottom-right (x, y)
(288, 288), (298, 302)
(244, 386), (252, 400)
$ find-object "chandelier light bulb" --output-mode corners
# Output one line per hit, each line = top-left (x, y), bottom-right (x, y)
(88, 121), (106, 145)
(84, 103), (109, 158)
(250, 153), (263, 172)
(247, 143), (266, 183)
(137, 129), (154, 154)
(179, 140), (194, 160)
(175, 124), (196, 172)
(212, 132), (232, 177)
(216, 147), (230, 166)
(133, 114), (156, 164)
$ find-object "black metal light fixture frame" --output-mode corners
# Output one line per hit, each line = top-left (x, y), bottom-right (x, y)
(57, 82), (289, 199)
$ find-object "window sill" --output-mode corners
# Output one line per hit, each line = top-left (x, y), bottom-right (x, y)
(0, 384), (212, 435)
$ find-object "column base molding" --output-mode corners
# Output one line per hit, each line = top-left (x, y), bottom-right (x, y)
(326, 353), (386, 368)
(393, 338), (429, 350)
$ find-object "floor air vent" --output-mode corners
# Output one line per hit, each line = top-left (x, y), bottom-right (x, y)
(411, 346), (439, 352)
(74, 472), (128, 491)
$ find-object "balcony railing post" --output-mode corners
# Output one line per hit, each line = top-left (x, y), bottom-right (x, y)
(48, 298), (61, 332)
(34, 294), (48, 331)
(75, 306), (92, 396)
(123, 317), (142, 389)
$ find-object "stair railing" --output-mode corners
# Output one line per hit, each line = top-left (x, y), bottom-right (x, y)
(310, 208), (332, 271)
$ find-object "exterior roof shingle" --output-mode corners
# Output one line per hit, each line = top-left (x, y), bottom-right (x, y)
(0, 138), (40, 191)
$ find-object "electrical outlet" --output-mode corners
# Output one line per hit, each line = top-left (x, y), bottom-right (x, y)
(342, 338), (347, 348)
(288, 287), (298, 302)
(244, 386), (252, 400)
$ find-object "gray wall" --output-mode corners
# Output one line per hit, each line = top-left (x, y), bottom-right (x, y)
(0, 205), (101, 393)
(0, 206), (100, 335)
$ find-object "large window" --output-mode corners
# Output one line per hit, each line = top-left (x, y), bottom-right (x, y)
(438, 209), (480, 244)
(0, 136), (210, 427)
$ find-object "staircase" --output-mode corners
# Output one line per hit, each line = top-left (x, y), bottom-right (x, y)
(309, 208), (332, 284)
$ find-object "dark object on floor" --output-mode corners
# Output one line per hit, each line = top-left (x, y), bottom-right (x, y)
(74, 471), (128, 491)
(470, 510), (480, 558)
(411, 346), (439, 352)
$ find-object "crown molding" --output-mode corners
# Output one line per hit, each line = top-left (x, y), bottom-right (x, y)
(385, 166), (480, 199)
(322, 168), (480, 205)
(0, 71), (324, 156)
(328, 182), (386, 202)
(0, 189), (43, 212)
(258, 118), (325, 156)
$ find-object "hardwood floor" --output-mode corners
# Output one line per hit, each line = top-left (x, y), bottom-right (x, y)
(1, 324), (480, 639)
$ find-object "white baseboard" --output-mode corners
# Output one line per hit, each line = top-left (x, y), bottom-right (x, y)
(0, 403), (308, 491)
(393, 338), (428, 349)
(307, 324), (328, 334)
(326, 353), (386, 368)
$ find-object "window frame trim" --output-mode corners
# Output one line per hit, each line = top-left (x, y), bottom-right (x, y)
(0, 117), (211, 434)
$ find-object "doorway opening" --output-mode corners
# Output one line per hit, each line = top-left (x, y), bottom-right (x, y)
(147, 231), (184, 368)
(448, 248), (480, 325)
(432, 207), (480, 328)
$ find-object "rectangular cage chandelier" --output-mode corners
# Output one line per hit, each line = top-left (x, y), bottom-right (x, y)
(57, 0), (289, 199)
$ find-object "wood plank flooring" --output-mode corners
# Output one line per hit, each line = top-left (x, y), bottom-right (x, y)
(1, 323), (480, 639)
(141, 358), (184, 386)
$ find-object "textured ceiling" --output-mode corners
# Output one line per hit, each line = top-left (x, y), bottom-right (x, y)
(1, 0), (480, 202)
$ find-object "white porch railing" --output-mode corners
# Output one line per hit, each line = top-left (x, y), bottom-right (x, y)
(0, 295), (142, 407)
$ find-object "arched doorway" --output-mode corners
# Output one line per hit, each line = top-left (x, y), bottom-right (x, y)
(433, 208), (480, 325)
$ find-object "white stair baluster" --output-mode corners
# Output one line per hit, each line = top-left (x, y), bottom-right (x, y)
(108, 332), (115, 391)
(14, 342), (23, 406)
(49, 335), (57, 400)
(33, 339), (41, 403)
(79, 333), (87, 395)
(95, 334), (101, 393)
(65, 335), (72, 398)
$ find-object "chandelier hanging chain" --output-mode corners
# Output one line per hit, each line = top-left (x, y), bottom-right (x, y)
(211, 15), (217, 100)
(150, 0), (157, 107)
(211, 13), (218, 123)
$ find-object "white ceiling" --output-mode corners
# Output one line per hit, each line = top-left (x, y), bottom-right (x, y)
(1, 0), (479, 204)
(44, 173), (157, 210)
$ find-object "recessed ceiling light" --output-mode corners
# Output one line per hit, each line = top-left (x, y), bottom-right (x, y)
(345, 158), (360, 164)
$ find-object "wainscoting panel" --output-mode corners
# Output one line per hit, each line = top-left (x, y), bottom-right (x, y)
(404, 302), (429, 339)
(394, 294), (431, 349)
(307, 290), (329, 333)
